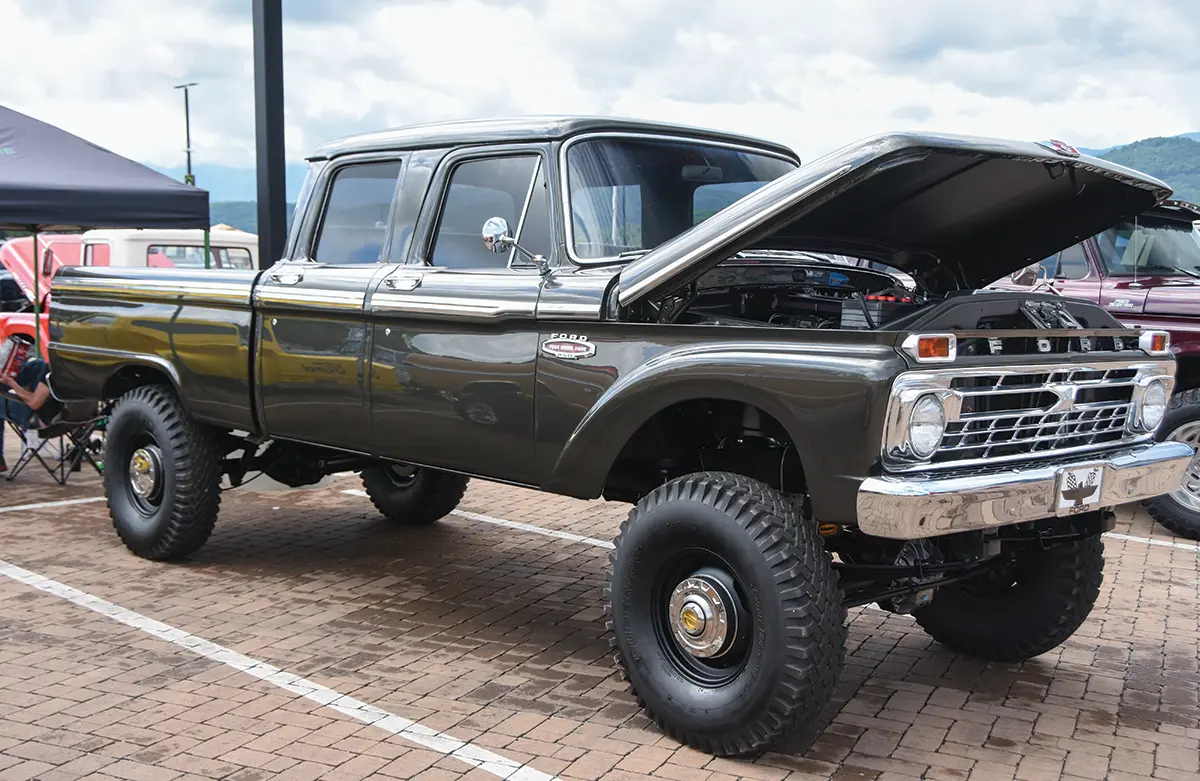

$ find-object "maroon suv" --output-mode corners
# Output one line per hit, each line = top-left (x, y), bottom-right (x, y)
(995, 199), (1200, 538)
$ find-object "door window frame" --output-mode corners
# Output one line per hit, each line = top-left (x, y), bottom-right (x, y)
(409, 143), (556, 272)
(295, 153), (409, 267)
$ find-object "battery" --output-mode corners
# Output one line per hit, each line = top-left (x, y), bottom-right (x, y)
(840, 294), (920, 330)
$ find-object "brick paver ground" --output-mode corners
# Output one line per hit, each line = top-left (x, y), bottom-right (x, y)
(0, 439), (1197, 780)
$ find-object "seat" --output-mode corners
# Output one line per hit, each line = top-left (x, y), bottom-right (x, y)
(5, 399), (106, 485)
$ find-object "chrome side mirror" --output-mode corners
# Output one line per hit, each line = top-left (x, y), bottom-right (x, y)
(480, 216), (551, 275)
(482, 216), (511, 254)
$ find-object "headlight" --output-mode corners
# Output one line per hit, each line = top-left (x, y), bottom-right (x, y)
(1140, 380), (1168, 431)
(909, 394), (946, 458)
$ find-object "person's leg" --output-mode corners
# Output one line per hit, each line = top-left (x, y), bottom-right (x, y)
(0, 398), (32, 472)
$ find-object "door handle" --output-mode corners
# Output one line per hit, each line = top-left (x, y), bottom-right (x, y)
(383, 274), (422, 291)
(269, 271), (304, 285)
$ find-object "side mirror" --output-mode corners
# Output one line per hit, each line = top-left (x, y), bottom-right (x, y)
(480, 216), (551, 275)
(1010, 264), (1039, 286)
(481, 216), (511, 254)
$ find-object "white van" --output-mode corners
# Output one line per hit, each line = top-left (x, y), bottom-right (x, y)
(78, 226), (259, 270)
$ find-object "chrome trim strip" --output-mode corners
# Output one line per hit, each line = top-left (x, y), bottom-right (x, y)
(254, 286), (366, 310)
(856, 441), (1195, 539)
(558, 131), (800, 268)
(370, 292), (537, 320)
(52, 277), (253, 305)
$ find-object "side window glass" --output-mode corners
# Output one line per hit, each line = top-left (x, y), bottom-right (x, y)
(431, 156), (539, 269)
(1056, 243), (1089, 280)
(312, 161), (403, 265)
(511, 161), (551, 267)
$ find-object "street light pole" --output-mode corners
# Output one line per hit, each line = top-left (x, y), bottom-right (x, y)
(174, 82), (198, 185)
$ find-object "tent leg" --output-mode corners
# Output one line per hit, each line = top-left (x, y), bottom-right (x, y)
(204, 229), (211, 269)
(31, 225), (40, 357)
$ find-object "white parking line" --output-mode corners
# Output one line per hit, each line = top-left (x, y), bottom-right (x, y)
(0, 496), (106, 514)
(0, 558), (556, 781)
(1104, 531), (1200, 552)
(341, 489), (615, 549)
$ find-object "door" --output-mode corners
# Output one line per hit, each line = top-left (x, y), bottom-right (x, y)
(256, 158), (404, 451)
(368, 150), (551, 484)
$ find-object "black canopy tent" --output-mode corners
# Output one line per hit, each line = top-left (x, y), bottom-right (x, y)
(0, 104), (210, 351)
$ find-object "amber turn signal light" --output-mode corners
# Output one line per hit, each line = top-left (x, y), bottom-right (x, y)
(1137, 330), (1171, 356)
(901, 333), (957, 363)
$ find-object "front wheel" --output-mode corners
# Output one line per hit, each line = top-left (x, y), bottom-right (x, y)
(360, 464), (468, 525)
(607, 472), (846, 757)
(1143, 388), (1200, 540)
(105, 385), (222, 561)
(914, 536), (1103, 661)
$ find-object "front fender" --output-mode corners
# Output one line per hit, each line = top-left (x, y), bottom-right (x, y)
(545, 340), (907, 521)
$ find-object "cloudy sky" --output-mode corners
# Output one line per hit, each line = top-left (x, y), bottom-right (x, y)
(2, 0), (1198, 170)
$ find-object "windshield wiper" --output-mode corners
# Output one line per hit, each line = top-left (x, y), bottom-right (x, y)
(616, 249), (651, 259)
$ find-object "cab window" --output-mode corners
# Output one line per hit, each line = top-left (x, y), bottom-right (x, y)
(312, 161), (403, 265)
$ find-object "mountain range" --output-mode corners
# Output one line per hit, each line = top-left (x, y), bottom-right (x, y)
(154, 131), (1200, 234)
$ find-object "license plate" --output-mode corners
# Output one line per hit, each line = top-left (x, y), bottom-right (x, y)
(1055, 465), (1105, 514)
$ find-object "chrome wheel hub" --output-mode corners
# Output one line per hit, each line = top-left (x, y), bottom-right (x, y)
(129, 446), (162, 499)
(668, 575), (736, 658)
(1167, 421), (1200, 511)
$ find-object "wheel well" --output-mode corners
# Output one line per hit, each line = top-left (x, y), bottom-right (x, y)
(602, 399), (805, 503)
(1175, 354), (1200, 393)
(103, 365), (176, 400)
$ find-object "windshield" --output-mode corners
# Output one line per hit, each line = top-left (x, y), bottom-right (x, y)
(1095, 217), (1200, 277)
(565, 136), (797, 261)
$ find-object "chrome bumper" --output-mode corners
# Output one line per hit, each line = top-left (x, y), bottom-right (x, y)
(856, 441), (1196, 539)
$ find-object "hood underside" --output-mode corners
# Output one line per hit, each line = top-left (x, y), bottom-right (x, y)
(617, 132), (1170, 306)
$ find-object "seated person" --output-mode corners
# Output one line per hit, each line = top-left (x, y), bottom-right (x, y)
(0, 357), (63, 473)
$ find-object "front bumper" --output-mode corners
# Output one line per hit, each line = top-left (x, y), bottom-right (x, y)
(856, 441), (1196, 539)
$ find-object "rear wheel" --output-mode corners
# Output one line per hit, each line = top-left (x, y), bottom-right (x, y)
(360, 464), (468, 525)
(606, 472), (846, 757)
(104, 385), (222, 561)
(1143, 388), (1200, 540)
(914, 536), (1103, 661)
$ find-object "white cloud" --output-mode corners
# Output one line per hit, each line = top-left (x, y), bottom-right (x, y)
(1, 0), (1196, 169)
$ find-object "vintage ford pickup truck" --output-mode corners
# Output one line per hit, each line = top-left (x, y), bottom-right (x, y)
(992, 200), (1200, 539)
(47, 117), (1195, 756)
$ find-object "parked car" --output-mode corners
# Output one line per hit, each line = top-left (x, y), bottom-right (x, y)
(77, 227), (258, 269)
(47, 119), (1193, 756)
(993, 199), (1200, 538)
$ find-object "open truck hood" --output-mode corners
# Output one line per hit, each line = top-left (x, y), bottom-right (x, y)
(617, 132), (1170, 306)
(0, 234), (79, 305)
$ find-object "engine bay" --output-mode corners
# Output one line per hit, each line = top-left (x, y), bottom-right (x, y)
(645, 257), (1119, 333)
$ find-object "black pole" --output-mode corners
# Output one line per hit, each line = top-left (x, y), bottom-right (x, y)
(174, 82), (198, 185)
(252, 0), (286, 270)
(183, 89), (193, 185)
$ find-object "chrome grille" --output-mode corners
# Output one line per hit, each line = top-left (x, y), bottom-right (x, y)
(936, 367), (1136, 464)
(882, 360), (1173, 474)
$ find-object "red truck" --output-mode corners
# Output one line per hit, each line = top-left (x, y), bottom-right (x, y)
(993, 199), (1200, 538)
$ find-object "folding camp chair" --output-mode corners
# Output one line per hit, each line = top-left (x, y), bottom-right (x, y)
(5, 401), (105, 485)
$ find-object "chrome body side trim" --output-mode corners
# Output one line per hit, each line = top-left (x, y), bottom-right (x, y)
(370, 291), (537, 320)
(51, 275), (254, 306)
(856, 440), (1195, 539)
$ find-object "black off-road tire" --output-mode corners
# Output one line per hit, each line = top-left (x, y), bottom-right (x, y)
(104, 385), (222, 561)
(360, 465), (468, 525)
(1142, 388), (1200, 540)
(606, 471), (846, 757)
(914, 536), (1104, 662)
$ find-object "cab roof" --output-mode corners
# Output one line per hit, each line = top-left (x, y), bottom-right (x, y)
(309, 115), (799, 162)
